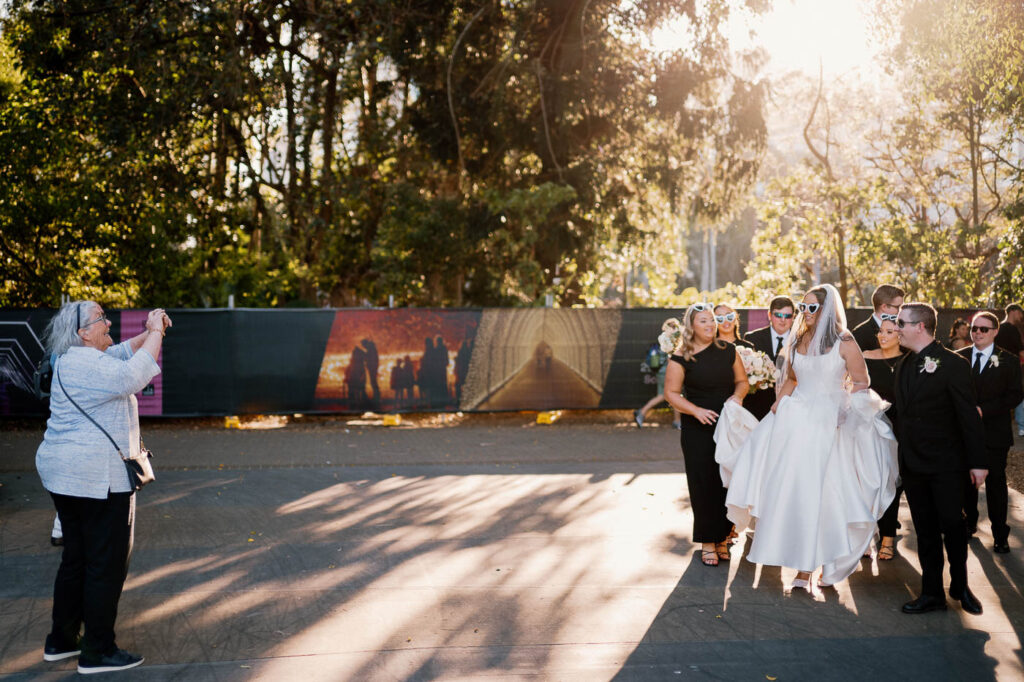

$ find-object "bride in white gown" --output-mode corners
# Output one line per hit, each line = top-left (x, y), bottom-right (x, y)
(715, 283), (899, 589)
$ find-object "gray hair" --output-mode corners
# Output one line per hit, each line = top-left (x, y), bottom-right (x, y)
(45, 300), (97, 356)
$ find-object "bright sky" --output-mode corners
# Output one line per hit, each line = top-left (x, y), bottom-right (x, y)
(651, 0), (883, 79)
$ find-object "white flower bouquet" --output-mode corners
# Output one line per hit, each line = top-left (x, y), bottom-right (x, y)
(736, 345), (780, 394)
(658, 318), (682, 354)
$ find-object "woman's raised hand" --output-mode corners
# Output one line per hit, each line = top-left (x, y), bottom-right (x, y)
(146, 309), (172, 334)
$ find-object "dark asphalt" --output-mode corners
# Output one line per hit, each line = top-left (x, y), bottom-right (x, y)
(1, 414), (1022, 680)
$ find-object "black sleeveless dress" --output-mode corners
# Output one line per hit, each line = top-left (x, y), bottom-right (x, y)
(671, 342), (736, 543)
(866, 354), (905, 537)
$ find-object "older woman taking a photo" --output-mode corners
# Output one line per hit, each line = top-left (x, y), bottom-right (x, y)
(36, 301), (171, 675)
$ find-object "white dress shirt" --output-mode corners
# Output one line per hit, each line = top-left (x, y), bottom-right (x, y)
(970, 343), (995, 372)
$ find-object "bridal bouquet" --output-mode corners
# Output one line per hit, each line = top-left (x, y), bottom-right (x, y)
(657, 318), (682, 354)
(737, 346), (780, 394)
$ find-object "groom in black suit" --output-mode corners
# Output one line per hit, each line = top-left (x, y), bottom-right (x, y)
(957, 311), (1024, 553)
(743, 295), (795, 420)
(894, 302), (988, 615)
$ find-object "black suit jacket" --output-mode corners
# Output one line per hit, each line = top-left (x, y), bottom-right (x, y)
(893, 341), (987, 474)
(744, 326), (782, 363)
(852, 317), (880, 351)
(956, 346), (1024, 450)
(741, 326), (782, 420)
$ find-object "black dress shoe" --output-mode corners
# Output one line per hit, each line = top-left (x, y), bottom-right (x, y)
(902, 594), (948, 614)
(951, 587), (983, 615)
(994, 542), (1010, 554)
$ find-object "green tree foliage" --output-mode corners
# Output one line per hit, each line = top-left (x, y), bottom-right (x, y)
(0, 0), (769, 308)
(739, 0), (1024, 308)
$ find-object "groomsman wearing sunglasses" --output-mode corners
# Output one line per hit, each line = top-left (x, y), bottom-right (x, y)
(852, 284), (905, 351)
(957, 311), (1023, 553)
(743, 295), (795, 420)
(894, 303), (987, 615)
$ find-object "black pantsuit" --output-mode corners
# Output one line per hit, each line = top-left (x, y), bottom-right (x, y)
(956, 345), (1023, 547)
(50, 491), (135, 657)
(893, 341), (987, 600)
(672, 343), (736, 544)
(902, 472), (968, 596)
(964, 446), (1011, 543)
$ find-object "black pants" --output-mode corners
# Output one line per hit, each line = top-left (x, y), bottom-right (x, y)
(963, 446), (1010, 544)
(877, 486), (904, 538)
(680, 425), (732, 544)
(49, 491), (134, 657)
(903, 472), (968, 597)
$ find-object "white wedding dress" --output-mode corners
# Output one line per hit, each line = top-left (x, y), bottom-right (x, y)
(714, 342), (899, 585)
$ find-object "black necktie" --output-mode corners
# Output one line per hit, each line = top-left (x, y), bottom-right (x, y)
(973, 352), (982, 375)
(775, 335), (783, 357)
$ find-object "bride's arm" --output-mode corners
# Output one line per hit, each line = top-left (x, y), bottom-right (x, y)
(770, 363), (797, 413)
(839, 334), (870, 392)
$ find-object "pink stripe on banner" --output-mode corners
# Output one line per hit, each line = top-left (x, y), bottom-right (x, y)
(119, 311), (163, 416)
(746, 308), (769, 332)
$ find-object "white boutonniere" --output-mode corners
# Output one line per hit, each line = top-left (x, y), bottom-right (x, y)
(989, 354), (1000, 368)
(920, 356), (939, 374)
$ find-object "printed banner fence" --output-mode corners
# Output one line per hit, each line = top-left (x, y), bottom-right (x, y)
(0, 306), (980, 417)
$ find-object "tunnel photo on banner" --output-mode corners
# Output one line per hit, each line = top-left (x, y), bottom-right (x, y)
(314, 309), (481, 413)
(460, 309), (622, 411)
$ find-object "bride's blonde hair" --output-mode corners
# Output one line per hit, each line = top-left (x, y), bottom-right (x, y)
(675, 303), (726, 362)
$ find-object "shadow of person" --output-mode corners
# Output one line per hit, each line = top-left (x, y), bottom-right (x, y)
(969, 535), (1024, 670)
(612, 529), (1000, 681)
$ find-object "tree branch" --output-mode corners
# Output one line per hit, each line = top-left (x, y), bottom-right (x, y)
(447, 4), (488, 187)
(802, 60), (833, 182)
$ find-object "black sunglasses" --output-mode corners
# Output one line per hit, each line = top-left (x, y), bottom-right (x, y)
(896, 318), (920, 328)
(970, 325), (995, 333)
(771, 312), (794, 319)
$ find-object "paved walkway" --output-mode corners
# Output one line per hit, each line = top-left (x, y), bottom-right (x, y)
(1, 416), (1023, 680)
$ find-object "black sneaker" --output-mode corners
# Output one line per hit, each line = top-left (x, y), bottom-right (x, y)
(77, 649), (143, 674)
(43, 633), (80, 662)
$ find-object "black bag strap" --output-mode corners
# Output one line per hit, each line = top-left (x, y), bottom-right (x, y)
(56, 362), (127, 462)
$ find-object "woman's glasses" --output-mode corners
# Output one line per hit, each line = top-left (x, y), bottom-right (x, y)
(691, 302), (714, 312)
(81, 313), (108, 329)
(797, 302), (821, 314)
(970, 325), (995, 333)
(879, 313), (899, 322)
(715, 313), (736, 323)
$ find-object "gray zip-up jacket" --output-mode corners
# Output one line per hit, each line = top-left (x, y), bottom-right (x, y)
(36, 341), (161, 499)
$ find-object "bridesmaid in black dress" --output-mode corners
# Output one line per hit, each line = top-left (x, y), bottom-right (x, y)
(664, 303), (749, 566)
(714, 304), (754, 348)
(863, 319), (906, 560)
